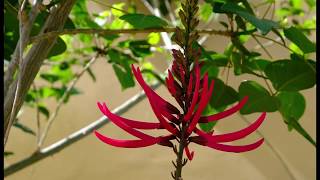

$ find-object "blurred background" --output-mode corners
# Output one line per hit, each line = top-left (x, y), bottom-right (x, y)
(4, 0), (316, 179)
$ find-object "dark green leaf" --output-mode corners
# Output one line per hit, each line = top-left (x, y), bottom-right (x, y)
(287, 117), (316, 146)
(221, 2), (279, 35)
(40, 73), (60, 83)
(235, 15), (246, 30)
(209, 78), (239, 109)
(277, 91), (305, 131)
(239, 81), (280, 114)
(120, 14), (168, 29)
(38, 105), (50, 119)
(4, 151), (14, 157)
(231, 37), (250, 55)
(13, 122), (36, 136)
(86, 67), (96, 82)
(284, 26), (316, 54)
(71, 0), (100, 28)
(129, 40), (152, 57)
(264, 60), (316, 91)
(48, 37), (67, 57)
(112, 64), (135, 90)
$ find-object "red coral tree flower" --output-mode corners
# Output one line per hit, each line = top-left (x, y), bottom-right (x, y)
(94, 54), (266, 161)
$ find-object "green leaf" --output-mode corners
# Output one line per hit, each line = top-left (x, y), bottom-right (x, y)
(86, 67), (96, 82)
(287, 117), (316, 146)
(71, 0), (100, 28)
(119, 14), (168, 29)
(4, 151), (14, 157)
(199, 3), (213, 22)
(277, 92), (305, 131)
(208, 78), (239, 109)
(221, 2), (279, 35)
(112, 64), (135, 90)
(264, 60), (316, 91)
(40, 73), (60, 83)
(38, 105), (50, 119)
(39, 87), (58, 98)
(13, 122), (36, 136)
(284, 26), (316, 54)
(148, 32), (160, 45)
(129, 40), (152, 57)
(239, 81), (280, 114)
(48, 37), (67, 57)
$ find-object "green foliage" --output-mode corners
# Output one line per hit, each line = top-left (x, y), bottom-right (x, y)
(239, 81), (280, 114)
(120, 14), (168, 29)
(4, 151), (14, 157)
(264, 60), (316, 91)
(284, 26), (316, 54)
(38, 105), (50, 119)
(221, 2), (279, 35)
(277, 92), (305, 131)
(13, 122), (36, 136)
(107, 49), (136, 90)
(208, 78), (239, 109)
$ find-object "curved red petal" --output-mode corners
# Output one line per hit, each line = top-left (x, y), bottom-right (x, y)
(194, 112), (266, 142)
(97, 102), (157, 140)
(187, 76), (214, 134)
(94, 130), (158, 148)
(132, 66), (179, 135)
(205, 138), (264, 153)
(132, 65), (179, 115)
(198, 96), (249, 123)
(212, 112), (266, 142)
(184, 145), (195, 161)
(187, 72), (194, 99)
(184, 63), (200, 122)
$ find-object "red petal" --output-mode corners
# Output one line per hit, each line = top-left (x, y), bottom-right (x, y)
(132, 66), (179, 135)
(205, 139), (264, 153)
(184, 146), (195, 160)
(194, 112), (266, 143)
(94, 131), (158, 148)
(187, 72), (194, 99)
(97, 102), (156, 140)
(198, 96), (248, 123)
(98, 102), (162, 129)
(184, 63), (201, 122)
(187, 76), (214, 134)
(132, 65), (180, 115)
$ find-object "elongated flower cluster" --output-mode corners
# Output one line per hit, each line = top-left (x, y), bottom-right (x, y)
(94, 54), (266, 161)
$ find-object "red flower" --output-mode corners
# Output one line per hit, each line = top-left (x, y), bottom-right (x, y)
(95, 60), (266, 160)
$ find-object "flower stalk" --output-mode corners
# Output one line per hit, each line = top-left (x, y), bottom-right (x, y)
(94, 0), (266, 179)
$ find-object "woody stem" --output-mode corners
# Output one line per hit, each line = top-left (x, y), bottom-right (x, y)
(175, 125), (187, 180)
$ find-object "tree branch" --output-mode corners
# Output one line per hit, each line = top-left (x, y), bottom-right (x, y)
(4, 82), (161, 177)
(4, 0), (78, 147)
(29, 28), (232, 44)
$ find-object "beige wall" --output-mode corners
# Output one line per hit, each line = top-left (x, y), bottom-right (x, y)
(5, 1), (316, 180)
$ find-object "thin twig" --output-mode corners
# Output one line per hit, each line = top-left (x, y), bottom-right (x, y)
(4, 82), (161, 177)
(238, 113), (297, 180)
(253, 33), (293, 52)
(252, 34), (273, 59)
(37, 53), (101, 148)
(29, 28), (232, 44)
(90, 0), (129, 14)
